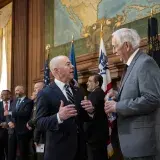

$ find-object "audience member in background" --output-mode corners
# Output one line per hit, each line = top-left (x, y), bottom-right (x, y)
(27, 82), (45, 160)
(84, 74), (109, 160)
(4, 86), (33, 160)
(0, 90), (12, 160)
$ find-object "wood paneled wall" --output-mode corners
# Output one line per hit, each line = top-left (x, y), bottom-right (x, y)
(11, 0), (28, 92)
(11, 0), (45, 96)
(27, 0), (45, 95)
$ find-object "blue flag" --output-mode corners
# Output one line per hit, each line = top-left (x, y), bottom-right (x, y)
(44, 59), (50, 87)
(148, 17), (160, 67)
(69, 41), (78, 81)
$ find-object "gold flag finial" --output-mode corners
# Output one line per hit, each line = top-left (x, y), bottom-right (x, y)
(45, 44), (51, 60)
(150, 8), (153, 17)
(101, 24), (103, 32)
(72, 35), (74, 42)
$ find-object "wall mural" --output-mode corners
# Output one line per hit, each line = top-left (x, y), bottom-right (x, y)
(54, 0), (160, 52)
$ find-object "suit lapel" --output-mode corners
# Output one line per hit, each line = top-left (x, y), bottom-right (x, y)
(17, 97), (28, 111)
(49, 83), (69, 105)
(118, 51), (141, 99)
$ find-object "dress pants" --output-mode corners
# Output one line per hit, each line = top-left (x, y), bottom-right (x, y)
(17, 133), (32, 160)
(0, 129), (8, 160)
(124, 156), (156, 160)
(87, 142), (108, 160)
(8, 132), (17, 160)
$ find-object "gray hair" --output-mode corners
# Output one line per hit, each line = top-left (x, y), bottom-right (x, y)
(112, 28), (141, 49)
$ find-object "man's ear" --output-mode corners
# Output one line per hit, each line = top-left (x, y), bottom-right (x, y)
(126, 42), (132, 52)
(53, 68), (58, 73)
(95, 81), (99, 87)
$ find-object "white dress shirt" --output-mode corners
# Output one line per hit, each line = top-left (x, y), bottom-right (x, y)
(54, 79), (73, 123)
(18, 96), (26, 104)
(126, 48), (139, 66)
(3, 100), (10, 110)
(54, 79), (73, 101)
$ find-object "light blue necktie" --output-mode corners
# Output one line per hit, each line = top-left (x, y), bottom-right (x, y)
(16, 98), (21, 111)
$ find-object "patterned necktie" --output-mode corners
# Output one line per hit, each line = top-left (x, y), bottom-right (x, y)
(16, 98), (21, 111)
(64, 84), (75, 104)
(4, 101), (8, 111)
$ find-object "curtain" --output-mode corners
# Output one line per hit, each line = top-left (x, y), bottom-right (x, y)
(0, 2), (12, 91)
(0, 29), (3, 82)
(4, 17), (12, 90)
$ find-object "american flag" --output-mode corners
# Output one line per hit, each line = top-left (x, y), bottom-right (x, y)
(99, 30), (115, 158)
(44, 59), (50, 87)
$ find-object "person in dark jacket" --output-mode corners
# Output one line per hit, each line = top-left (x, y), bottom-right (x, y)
(84, 74), (109, 160)
(0, 90), (12, 160)
(27, 82), (45, 160)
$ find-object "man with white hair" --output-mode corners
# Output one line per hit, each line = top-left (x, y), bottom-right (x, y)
(104, 28), (160, 160)
(36, 55), (94, 160)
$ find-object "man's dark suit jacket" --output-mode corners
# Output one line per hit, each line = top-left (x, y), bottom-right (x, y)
(84, 88), (109, 144)
(9, 97), (33, 135)
(0, 101), (8, 138)
(36, 82), (90, 160)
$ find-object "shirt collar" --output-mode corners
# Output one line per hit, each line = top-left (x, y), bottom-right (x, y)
(19, 96), (26, 102)
(55, 79), (67, 91)
(126, 48), (139, 66)
(3, 100), (10, 104)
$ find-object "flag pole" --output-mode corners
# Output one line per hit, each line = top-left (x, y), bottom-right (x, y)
(100, 24), (103, 38)
(72, 35), (74, 42)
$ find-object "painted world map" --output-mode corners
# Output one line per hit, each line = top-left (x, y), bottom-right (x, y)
(54, 0), (160, 46)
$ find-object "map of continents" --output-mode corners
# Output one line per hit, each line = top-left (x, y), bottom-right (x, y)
(54, 0), (160, 46)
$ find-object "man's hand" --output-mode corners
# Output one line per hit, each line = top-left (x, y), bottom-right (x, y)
(4, 110), (9, 116)
(105, 90), (118, 101)
(34, 142), (41, 147)
(8, 122), (15, 128)
(81, 96), (94, 114)
(26, 123), (32, 130)
(0, 122), (8, 128)
(104, 100), (117, 114)
(58, 100), (77, 121)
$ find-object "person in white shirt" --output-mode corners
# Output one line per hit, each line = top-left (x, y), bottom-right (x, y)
(104, 28), (160, 160)
(0, 90), (12, 160)
(36, 55), (94, 160)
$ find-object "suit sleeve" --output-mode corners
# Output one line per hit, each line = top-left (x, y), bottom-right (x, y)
(78, 88), (92, 122)
(36, 90), (59, 131)
(12, 100), (33, 118)
(88, 90), (105, 119)
(34, 128), (44, 143)
(116, 58), (160, 117)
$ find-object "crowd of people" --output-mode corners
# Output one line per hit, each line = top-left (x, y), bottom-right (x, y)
(0, 28), (160, 160)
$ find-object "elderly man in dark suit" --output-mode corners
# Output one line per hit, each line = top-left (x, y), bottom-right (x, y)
(0, 90), (12, 160)
(4, 86), (33, 160)
(36, 55), (94, 160)
(84, 74), (109, 160)
(104, 28), (160, 160)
